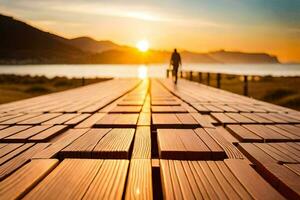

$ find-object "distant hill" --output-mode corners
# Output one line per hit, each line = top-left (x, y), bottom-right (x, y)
(61, 37), (127, 53)
(0, 14), (87, 64)
(0, 13), (279, 64)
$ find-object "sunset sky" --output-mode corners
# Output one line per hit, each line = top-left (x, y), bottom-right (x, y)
(1, 0), (299, 62)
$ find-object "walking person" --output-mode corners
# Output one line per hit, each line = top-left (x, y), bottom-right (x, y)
(170, 48), (182, 84)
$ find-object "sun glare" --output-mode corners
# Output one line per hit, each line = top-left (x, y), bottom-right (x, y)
(136, 40), (149, 52)
(138, 65), (148, 79)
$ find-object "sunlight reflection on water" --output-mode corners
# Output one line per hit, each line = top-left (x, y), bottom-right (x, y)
(138, 65), (148, 79)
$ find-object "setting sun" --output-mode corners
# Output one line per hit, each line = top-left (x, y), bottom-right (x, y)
(136, 40), (149, 52)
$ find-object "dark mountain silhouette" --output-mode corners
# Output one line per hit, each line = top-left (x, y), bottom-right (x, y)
(0, 13), (279, 64)
(0, 14), (87, 64)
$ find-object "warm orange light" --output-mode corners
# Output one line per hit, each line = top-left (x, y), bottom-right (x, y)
(136, 40), (149, 52)
(138, 65), (148, 79)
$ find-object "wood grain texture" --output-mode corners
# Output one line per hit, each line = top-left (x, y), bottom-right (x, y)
(93, 128), (135, 159)
(0, 159), (58, 200)
(125, 159), (153, 200)
(159, 159), (281, 200)
(0, 143), (49, 180)
(32, 129), (89, 159)
(131, 127), (151, 159)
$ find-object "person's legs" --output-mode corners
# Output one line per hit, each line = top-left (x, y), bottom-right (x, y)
(174, 69), (178, 84)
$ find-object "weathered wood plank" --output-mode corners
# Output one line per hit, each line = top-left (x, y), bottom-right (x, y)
(5, 125), (52, 142)
(224, 159), (284, 200)
(23, 159), (104, 200)
(75, 113), (105, 128)
(28, 125), (69, 142)
(0, 125), (32, 140)
(32, 129), (89, 159)
(95, 114), (139, 128)
(0, 159), (58, 200)
(92, 128), (135, 159)
(131, 127), (151, 159)
(226, 124), (263, 142)
(125, 159), (152, 200)
(60, 129), (110, 158)
(0, 143), (49, 180)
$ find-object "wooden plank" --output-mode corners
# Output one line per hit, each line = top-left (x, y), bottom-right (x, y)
(192, 104), (210, 113)
(64, 114), (91, 125)
(0, 143), (49, 180)
(266, 125), (300, 141)
(284, 164), (300, 176)
(224, 159), (284, 200)
(256, 113), (288, 123)
(238, 143), (278, 164)
(160, 160), (255, 199)
(43, 114), (80, 125)
(92, 128), (135, 159)
(0, 143), (8, 150)
(75, 113), (105, 128)
(232, 144), (300, 199)
(0, 125), (8, 130)
(160, 160), (176, 199)
(216, 127), (240, 144)
(5, 125), (52, 142)
(0, 143), (35, 165)
(151, 101), (180, 106)
(157, 129), (212, 160)
(205, 128), (244, 159)
(241, 113), (274, 124)
(0, 159), (58, 200)
(118, 101), (144, 106)
(201, 161), (233, 199)
(137, 112), (151, 126)
(225, 113), (255, 123)
(131, 127), (151, 159)
(254, 143), (300, 164)
(125, 159), (152, 200)
(29, 125), (69, 141)
(215, 161), (253, 199)
(226, 124), (263, 142)
(243, 125), (289, 142)
(18, 113), (62, 125)
(269, 113), (300, 123)
(32, 129), (89, 159)
(82, 159), (129, 200)
(109, 106), (142, 113)
(211, 113), (237, 124)
(194, 128), (226, 160)
(175, 113), (198, 125)
(203, 105), (223, 112)
(23, 159), (104, 200)
(152, 113), (181, 128)
(95, 114), (139, 128)
(275, 125), (300, 138)
(151, 106), (187, 113)
(0, 113), (42, 125)
(0, 113), (24, 123)
(0, 143), (24, 157)
(215, 105), (238, 112)
(0, 125), (32, 139)
(190, 113), (215, 128)
(60, 129), (110, 158)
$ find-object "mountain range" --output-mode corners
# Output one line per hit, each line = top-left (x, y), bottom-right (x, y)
(0, 14), (279, 64)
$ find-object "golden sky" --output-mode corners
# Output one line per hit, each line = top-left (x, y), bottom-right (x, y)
(1, 0), (299, 62)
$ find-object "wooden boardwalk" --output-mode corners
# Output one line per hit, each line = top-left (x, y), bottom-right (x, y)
(0, 78), (299, 199)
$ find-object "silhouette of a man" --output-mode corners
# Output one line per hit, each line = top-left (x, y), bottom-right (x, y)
(170, 48), (181, 84)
